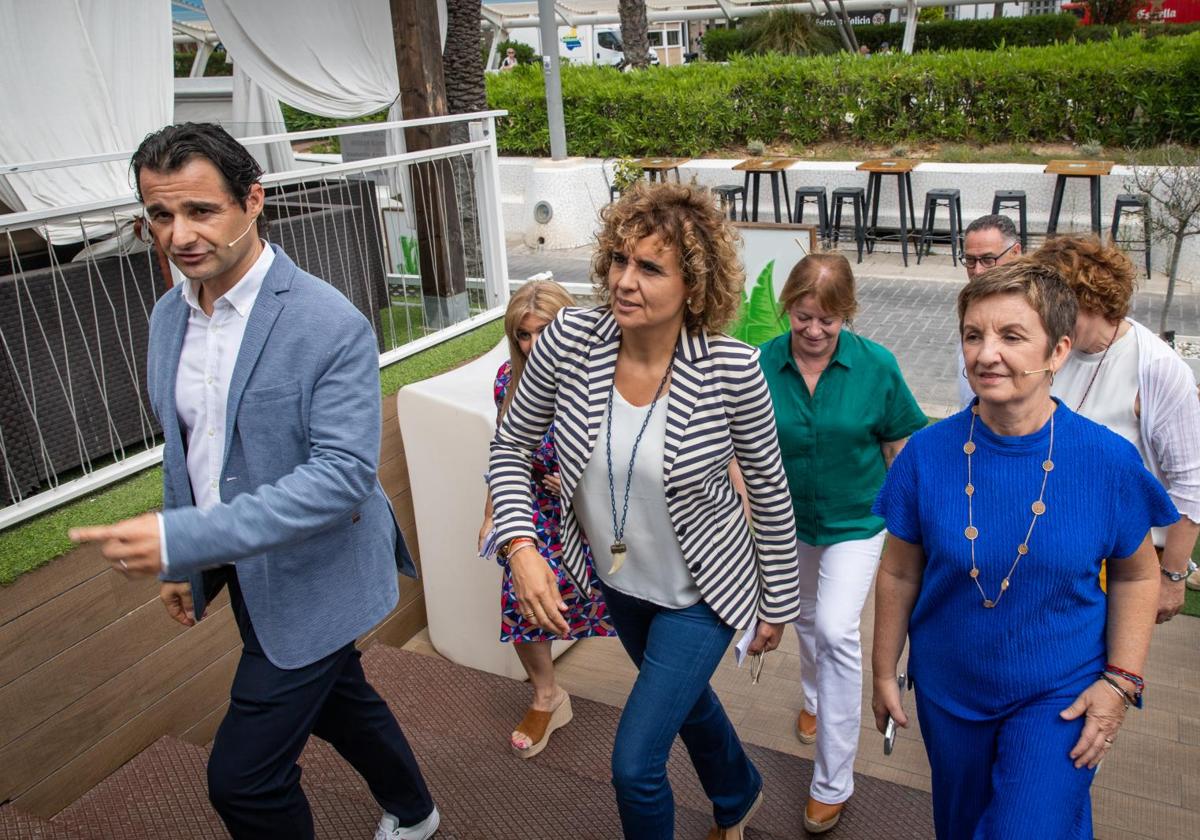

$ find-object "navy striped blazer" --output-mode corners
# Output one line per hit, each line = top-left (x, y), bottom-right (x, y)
(489, 306), (801, 629)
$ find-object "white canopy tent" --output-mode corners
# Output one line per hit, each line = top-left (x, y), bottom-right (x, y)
(0, 0), (173, 243)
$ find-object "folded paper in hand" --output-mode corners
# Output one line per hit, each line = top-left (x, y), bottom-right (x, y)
(734, 620), (759, 667)
(479, 527), (500, 562)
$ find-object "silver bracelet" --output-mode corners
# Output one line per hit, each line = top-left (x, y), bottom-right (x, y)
(1099, 675), (1131, 708)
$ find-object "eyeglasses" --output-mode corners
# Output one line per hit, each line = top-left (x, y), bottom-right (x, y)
(959, 242), (1017, 270)
(750, 652), (766, 685)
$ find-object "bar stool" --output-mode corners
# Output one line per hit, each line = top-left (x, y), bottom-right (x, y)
(830, 187), (867, 264)
(713, 184), (747, 221)
(792, 187), (830, 245)
(1111, 193), (1153, 277)
(918, 188), (964, 266)
(991, 190), (1029, 251)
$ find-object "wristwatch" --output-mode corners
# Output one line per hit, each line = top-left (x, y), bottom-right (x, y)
(1161, 559), (1198, 583)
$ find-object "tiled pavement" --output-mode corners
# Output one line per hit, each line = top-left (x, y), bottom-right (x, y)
(452, 238), (1200, 838)
(405, 577), (1200, 840)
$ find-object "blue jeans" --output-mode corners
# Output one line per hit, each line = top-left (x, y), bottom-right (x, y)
(601, 583), (762, 839)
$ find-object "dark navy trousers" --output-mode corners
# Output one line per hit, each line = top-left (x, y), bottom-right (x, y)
(207, 570), (433, 840)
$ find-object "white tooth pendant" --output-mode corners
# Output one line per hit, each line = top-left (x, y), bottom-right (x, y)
(609, 542), (627, 574)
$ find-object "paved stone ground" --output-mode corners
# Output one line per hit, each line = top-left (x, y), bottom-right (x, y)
(508, 241), (1200, 416)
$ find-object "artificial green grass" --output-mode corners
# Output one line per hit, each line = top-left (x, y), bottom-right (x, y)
(380, 318), (504, 396)
(1, 319), (505, 586)
(0, 468), (164, 586)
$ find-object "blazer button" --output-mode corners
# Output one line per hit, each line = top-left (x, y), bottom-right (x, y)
(666, 487), (677, 498)
(678, 524), (688, 537)
(690, 561), (700, 573)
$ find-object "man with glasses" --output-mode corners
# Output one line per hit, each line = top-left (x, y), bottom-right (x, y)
(956, 214), (1023, 407)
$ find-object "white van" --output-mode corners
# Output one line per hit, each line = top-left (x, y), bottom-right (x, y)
(508, 23), (660, 67)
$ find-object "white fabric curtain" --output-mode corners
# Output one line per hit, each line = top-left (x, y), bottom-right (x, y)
(231, 64), (296, 174)
(206, 0), (413, 119)
(0, 0), (172, 243)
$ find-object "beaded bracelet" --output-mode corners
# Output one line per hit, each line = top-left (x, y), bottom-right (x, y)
(1104, 664), (1144, 692)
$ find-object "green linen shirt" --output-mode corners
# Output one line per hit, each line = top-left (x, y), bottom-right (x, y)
(759, 330), (926, 546)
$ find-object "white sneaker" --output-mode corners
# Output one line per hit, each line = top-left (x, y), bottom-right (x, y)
(374, 806), (440, 840)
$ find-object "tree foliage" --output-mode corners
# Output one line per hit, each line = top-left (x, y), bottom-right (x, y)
(487, 33), (1200, 155)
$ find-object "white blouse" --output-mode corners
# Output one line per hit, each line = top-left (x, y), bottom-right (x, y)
(1054, 318), (1200, 537)
(574, 388), (702, 609)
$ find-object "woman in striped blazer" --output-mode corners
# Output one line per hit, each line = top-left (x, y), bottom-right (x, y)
(489, 182), (801, 840)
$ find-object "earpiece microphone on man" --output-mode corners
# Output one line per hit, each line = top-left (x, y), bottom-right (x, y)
(227, 216), (258, 248)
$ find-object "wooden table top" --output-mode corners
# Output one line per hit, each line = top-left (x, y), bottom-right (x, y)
(1044, 159), (1115, 177)
(634, 157), (690, 170)
(856, 158), (918, 173)
(733, 157), (798, 172)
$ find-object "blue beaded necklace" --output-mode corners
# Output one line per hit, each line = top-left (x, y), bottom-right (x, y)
(605, 361), (673, 574)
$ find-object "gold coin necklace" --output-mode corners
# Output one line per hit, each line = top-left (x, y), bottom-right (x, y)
(963, 404), (1055, 609)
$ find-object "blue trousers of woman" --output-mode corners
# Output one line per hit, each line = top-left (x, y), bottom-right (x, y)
(916, 685), (1096, 839)
(600, 583), (762, 839)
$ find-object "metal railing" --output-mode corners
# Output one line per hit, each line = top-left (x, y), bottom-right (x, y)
(0, 111), (510, 529)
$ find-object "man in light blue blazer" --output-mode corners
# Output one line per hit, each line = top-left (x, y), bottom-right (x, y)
(71, 123), (439, 840)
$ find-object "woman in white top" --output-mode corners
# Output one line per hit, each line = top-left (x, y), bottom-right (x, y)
(489, 182), (800, 840)
(1035, 234), (1200, 622)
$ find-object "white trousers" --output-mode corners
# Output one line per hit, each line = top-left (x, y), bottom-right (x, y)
(794, 531), (886, 805)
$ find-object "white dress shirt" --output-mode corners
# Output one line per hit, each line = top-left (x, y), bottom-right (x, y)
(159, 243), (275, 572)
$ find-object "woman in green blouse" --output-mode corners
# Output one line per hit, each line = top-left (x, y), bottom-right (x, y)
(759, 253), (926, 833)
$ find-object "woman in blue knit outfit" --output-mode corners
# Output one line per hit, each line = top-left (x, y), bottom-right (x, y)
(871, 260), (1177, 839)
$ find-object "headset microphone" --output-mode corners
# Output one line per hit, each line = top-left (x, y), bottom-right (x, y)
(1022, 368), (1051, 376)
(226, 216), (258, 248)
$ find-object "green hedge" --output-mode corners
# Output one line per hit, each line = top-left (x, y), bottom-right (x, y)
(172, 49), (232, 77)
(487, 33), (1200, 154)
(701, 26), (757, 61)
(852, 14), (1079, 52)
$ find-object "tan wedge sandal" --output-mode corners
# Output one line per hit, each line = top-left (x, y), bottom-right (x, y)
(511, 693), (573, 759)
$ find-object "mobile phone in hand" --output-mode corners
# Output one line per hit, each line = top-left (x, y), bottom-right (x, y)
(883, 673), (907, 756)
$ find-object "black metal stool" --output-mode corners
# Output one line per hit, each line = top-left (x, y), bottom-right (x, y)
(991, 190), (1029, 251)
(1111, 193), (1153, 277)
(830, 187), (867, 264)
(713, 184), (747, 221)
(918, 188), (964, 266)
(793, 187), (830, 245)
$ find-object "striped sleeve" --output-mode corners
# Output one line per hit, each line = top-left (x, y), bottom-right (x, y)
(723, 344), (802, 624)
(488, 309), (570, 552)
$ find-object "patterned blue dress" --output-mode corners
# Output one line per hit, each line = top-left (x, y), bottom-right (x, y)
(493, 361), (615, 643)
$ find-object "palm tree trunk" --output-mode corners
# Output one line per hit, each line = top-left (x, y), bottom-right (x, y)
(618, 0), (652, 68)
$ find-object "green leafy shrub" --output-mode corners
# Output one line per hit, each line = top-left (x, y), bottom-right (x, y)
(701, 26), (756, 61)
(852, 14), (1080, 52)
(486, 33), (1200, 155)
(487, 39), (539, 67)
(173, 49), (232, 77)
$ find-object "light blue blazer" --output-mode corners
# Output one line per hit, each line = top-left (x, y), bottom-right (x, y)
(149, 245), (416, 669)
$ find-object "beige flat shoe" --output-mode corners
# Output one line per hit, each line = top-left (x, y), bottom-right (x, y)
(796, 709), (817, 745)
(704, 789), (763, 840)
(804, 797), (845, 834)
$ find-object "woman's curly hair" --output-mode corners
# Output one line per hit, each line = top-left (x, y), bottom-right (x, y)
(591, 181), (744, 335)
(1030, 234), (1136, 321)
